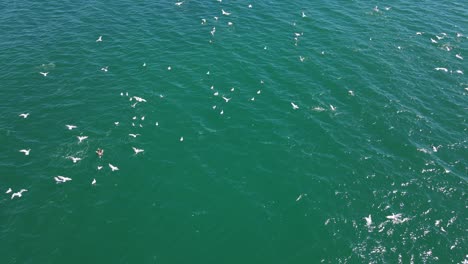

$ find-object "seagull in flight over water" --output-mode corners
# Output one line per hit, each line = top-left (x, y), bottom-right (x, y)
(291, 102), (299, 109)
(132, 147), (144, 155)
(96, 36), (102, 42)
(175, 1), (184, 6)
(77, 136), (88, 143)
(109, 163), (119, 171)
(19, 149), (31, 155)
(11, 189), (28, 199)
(39, 72), (49, 77)
(54, 176), (72, 183)
(364, 215), (372, 226)
(66, 125), (77, 130)
(68, 156), (82, 163)
(19, 113), (30, 118)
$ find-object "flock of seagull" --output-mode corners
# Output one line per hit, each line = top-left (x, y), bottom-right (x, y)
(6, 2), (466, 238)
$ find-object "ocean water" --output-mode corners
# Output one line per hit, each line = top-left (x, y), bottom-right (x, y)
(0, 0), (466, 263)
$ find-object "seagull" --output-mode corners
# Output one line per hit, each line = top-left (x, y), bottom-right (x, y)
(201, 18), (206, 24)
(257, 90), (261, 94)
(299, 56), (305, 62)
(416, 32), (424, 35)
(19, 113), (30, 118)
(101, 66), (108, 72)
(348, 90), (355, 96)
(6, 188), (12, 194)
(456, 33), (463, 38)
(248, 4), (252, 8)
(212, 105), (217, 109)
(175, 1), (184, 6)
(155, 122), (159, 126)
(213, 91), (219, 96)
(143, 62), (146, 67)
(66, 125), (77, 130)
(210, 27), (216, 36)
(302, 11), (307, 17)
(109, 163), (119, 171)
(296, 194), (305, 202)
(180, 137), (184, 142)
(251, 97), (255, 101)
(77, 136), (88, 143)
(291, 102), (299, 109)
(96, 36), (102, 42)
(114, 122), (120, 126)
(222, 96), (231, 102)
(19, 149), (31, 155)
(455, 54), (463, 60)
(434, 67), (448, 72)
(364, 215), (372, 226)
(330, 104), (336, 111)
(129, 133), (140, 138)
(227, 22), (233, 26)
(133, 96), (146, 102)
(54, 176), (72, 183)
(141, 116), (145, 121)
(68, 156), (82, 163)
(131, 102), (138, 108)
(11, 189), (28, 200)
(39, 72), (49, 77)
(455, 70), (464, 74)
(132, 147), (144, 155)
(431, 38), (438, 43)
(221, 9), (231, 16)
(220, 110), (224, 115)
(97, 166), (103, 170)
(386, 213), (402, 223)
(92, 179), (96, 185)
(230, 87), (235, 92)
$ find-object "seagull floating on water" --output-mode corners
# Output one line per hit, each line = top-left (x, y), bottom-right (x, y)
(434, 67), (448, 72)
(101, 66), (108, 72)
(66, 125), (77, 130)
(302, 11), (307, 17)
(175, 1), (184, 6)
(11, 189), (27, 200)
(19, 113), (30, 118)
(6, 188), (12, 194)
(455, 54), (463, 60)
(92, 179), (96, 185)
(180, 137), (184, 142)
(129, 134), (140, 138)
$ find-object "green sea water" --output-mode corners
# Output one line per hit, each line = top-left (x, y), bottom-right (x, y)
(0, 1), (467, 263)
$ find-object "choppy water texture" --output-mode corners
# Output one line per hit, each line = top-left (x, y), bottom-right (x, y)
(1, 0), (467, 263)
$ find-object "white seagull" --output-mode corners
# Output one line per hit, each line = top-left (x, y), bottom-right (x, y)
(455, 54), (463, 60)
(386, 213), (402, 223)
(66, 125), (77, 130)
(6, 188), (12, 194)
(132, 147), (144, 155)
(222, 96), (231, 102)
(302, 11), (307, 17)
(77, 136), (88, 143)
(109, 163), (119, 171)
(291, 102), (299, 109)
(19, 149), (31, 155)
(221, 9), (231, 16)
(68, 157), (82, 163)
(175, 1), (184, 6)
(96, 36), (102, 42)
(97, 166), (103, 170)
(180, 137), (184, 142)
(11, 189), (28, 200)
(101, 66), (108, 72)
(19, 113), (30, 118)
(54, 176), (72, 183)
(129, 134), (140, 138)
(39, 72), (49, 77)
(434, 67), (448, 72)
(330, 104), (336, 111)
(364, 215), (372, 226)
(92, 179), (96, 185)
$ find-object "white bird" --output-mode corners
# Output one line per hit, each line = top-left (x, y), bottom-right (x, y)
(66, 125), (77, 130)
(96, 36), (102, 42)
(109, 163), (119, 171)
(364, 215), (372, 226)
(11, 189), (27, 200)
(101, 66), (108, 72)
(92, 179), (96, 185)
(129, 134), (140, 138)
(155, 122), (159, 126)
(296, 194), (305, 202)
(97, 166), (103, 170)
(19, 113), (30, 118)
(222, 96), (231, 102)
(221, 9), (231, 16)
(257, 90), (261, 94)
(77, 136), (88, 143)
(348, 90), (355, 96)
(456, 33), (463, 38)
(54, 176), (72, 183)
(434, 67), (448, 72)
(220, 110), (224, 115)
(227, 22), (233, 26)
(386, 213), (402, 223)
(133, 96), (147, 102)
(39, 72), (49, 77)
(143, 63), (146, 67)
(455, 70), (463, 74)
(251, 97), (255, 101)
(416, 32), (424, 35)
(230, 87), (235, 92)
(431, 38), (438, 43)
(167, 66), (172, 70)
(299, 56), (305, 62)
(175, 1), (184, 6)
(19, 149), (31, 155)
(456, 54), (463, 60)
(213, 91), (219, 96)
(141, 116), (145, 121)
(132, 147), (144, 154)
(6, 188), (12, 194)
(131, 102), (138, 108)
(201, 18), (206, 24)
(330, 104), (336, 111)
(68, 156), (82, 163)
(114, 122), (120, 126)
(180, 137), (184, 142)
(291, 102), (299, 109)
(248, 4), (252, 8)
(302, 11), (307, 17)
(210, 27), (216, 36)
